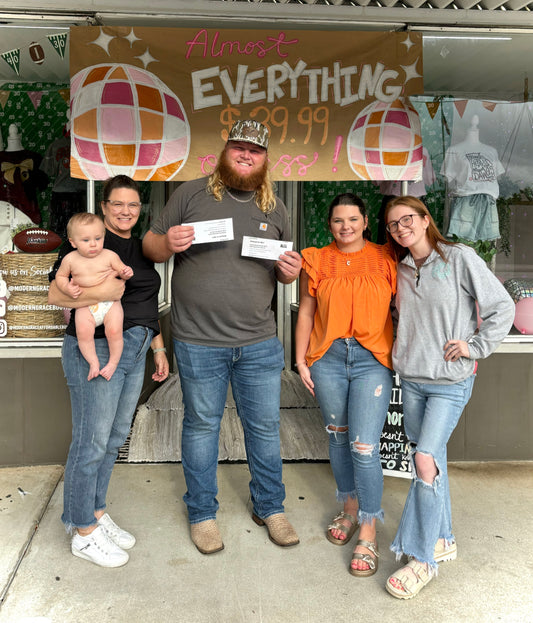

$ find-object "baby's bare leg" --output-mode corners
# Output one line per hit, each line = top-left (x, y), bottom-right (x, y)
(99, 302), (124, 380)
(75, 307), (99, 381)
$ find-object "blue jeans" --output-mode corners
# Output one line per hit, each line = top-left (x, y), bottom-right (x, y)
(310, 338), (393, 525)
(390, 375), (475, 568)
(61, 326), (153, 531)
(173, 337), (286, 524)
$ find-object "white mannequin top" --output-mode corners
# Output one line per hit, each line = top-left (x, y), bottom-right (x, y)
(440, 115), (504, 199)
(0, 200), (35, 253)
(6, 124), (23, 152)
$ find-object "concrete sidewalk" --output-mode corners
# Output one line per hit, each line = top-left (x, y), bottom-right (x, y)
(0, 462), (532, 623)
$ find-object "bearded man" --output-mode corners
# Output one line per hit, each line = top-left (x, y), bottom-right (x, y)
(143, 120), (302, 554)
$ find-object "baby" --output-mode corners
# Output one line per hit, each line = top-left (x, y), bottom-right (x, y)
(55, 213), (133, 381)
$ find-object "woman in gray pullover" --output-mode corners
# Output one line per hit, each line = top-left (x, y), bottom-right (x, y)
(383, 196), (514, 599)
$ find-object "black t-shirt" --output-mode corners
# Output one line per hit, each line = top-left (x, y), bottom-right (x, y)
(49, 229), (161, 339)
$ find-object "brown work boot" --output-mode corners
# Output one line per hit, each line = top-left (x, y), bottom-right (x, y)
(190, 519), (224, 554)
(252, 512), (300, 547)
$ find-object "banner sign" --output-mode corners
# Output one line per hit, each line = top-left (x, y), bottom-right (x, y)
(69, 26), (424, 182)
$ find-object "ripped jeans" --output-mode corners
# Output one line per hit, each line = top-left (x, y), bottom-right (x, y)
(390, 375), (475, 568)
(310, 338), (393, 525)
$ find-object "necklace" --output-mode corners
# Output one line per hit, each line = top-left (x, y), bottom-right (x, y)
(335, 240), (365, 265)
(225, 187), (256, 203)
(413, 254), (430, 268)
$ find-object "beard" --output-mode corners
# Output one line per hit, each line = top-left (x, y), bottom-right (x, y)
(217, 149), (268, 191)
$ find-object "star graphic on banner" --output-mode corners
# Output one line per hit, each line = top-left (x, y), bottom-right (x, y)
(88, 28), (115, 55)
(401, 60), (422, 83)
(135, 48), (158, 69)
(125, 28), (141, 47)
(401, 34), (416, 52)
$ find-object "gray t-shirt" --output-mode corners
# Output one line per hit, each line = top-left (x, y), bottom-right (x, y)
(150, 177), (291, 347)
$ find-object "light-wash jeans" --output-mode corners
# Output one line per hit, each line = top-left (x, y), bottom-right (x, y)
(390, 375), (475, 568)
(173, 336), (286, 524)
(61, 326), (154, 531)
(310, 338), (393, 525)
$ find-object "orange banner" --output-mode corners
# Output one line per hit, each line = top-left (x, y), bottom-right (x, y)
(69, 26), (424, 182)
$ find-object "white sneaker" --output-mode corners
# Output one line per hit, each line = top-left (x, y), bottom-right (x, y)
(97, 513), (136, 550)
(71, 525), (129, 568)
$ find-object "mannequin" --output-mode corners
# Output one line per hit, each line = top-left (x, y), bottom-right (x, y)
(0, 123), (48, 224)
(465, 114), (480, 143)
(441, 115), (504, 242)
(6, 124), (23, 152)
(0, 200), (34, 253)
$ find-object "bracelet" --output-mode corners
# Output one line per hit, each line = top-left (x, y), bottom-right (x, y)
(295, 362), (307, 367)
(152, 347), (166, 354)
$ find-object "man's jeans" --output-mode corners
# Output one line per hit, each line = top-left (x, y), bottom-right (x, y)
(61, 327), (154, 531)
(174, 336), (286, 523)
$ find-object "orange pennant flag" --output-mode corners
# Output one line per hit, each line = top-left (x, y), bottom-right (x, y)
(0, 90), (9, 109)
(426, 101), (440, 119)
(482, 101), (497, 112)
(58, 88), (70, 105)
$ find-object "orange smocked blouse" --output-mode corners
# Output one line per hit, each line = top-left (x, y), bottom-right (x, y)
(302, 241), (397, 370)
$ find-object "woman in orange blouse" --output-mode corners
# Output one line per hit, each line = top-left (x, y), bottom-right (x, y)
(295, 193), (396, 578)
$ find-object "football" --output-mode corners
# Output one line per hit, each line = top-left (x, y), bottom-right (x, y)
(13, 228), (62, 253)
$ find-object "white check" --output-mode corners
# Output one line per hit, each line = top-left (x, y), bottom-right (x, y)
(183, 218), (234, 244)
(241, 236), (293, 260)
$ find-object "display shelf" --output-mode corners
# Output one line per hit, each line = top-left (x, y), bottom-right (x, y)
(0, 338), (62, 358)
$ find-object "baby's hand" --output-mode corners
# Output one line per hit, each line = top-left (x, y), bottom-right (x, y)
(66, 281), (82, 298)
(121, 266), (134, 280)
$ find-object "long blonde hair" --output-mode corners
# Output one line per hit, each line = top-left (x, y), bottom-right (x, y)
(206, 159), (277, 215)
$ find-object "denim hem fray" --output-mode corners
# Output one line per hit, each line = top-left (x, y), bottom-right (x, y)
(335, 489), (357, 503)
(439, 535), (455, 546)
(357, 508), (385, 526)
(390, 543), (439, 573)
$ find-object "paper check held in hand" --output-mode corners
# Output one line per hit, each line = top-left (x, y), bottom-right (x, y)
(183, 218), (234, 244)
(241, 236), (293, 260)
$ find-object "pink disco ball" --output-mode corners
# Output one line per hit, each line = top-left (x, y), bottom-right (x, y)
(70, 64), (190, 181)
(347, 98), (423, 181)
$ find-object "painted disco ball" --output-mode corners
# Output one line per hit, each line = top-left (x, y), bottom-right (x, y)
(70, 64), (190, 181)
(347, 98), (423, 181)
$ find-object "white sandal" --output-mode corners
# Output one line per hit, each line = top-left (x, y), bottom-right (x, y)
(386, 560), (434, 599)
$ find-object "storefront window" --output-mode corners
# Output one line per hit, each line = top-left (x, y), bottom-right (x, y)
(299, 32), (533, 342)
(0, 80), (171, 351)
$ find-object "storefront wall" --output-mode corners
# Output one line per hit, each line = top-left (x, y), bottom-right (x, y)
(0, 1), (532, 465)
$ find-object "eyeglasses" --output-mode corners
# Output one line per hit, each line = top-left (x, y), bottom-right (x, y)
(106, 201), (142, 211)
(385, 213), (421, 234)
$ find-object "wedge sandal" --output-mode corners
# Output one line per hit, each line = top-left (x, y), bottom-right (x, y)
(326, 511), (359, 546)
